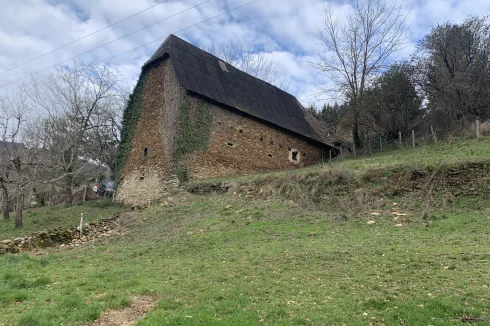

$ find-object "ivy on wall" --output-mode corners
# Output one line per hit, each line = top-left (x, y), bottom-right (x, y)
(114, 71), (148, 182)
(174, 97), (212, 182)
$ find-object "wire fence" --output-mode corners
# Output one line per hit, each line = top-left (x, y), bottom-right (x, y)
(326, 119), (487, 160)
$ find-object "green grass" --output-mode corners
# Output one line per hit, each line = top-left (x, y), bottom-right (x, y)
(189, 136), (490, 186)
(0, 199), (126, 239)
(1, 137), (490, 325)
(334, 136), (490, 171)
(1, 194), (489, 325)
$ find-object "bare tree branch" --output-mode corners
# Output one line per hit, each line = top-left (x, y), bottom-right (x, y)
(309, 0), (410, 146)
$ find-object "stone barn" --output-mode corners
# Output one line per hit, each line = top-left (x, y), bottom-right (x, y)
(116, 35), (336, 204)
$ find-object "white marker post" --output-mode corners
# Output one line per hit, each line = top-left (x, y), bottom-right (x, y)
(79, 213), (84, 239)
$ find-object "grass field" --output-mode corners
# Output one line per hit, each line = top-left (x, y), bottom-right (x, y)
(1, 137), (489, 325)
(0, 199), (126, 240)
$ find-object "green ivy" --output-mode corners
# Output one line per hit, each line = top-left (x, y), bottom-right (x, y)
(114, 71), (148, 182)
(174, 98), (212, 182)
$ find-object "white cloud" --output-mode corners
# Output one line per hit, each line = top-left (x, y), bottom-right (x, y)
(0, 0), (489, 108)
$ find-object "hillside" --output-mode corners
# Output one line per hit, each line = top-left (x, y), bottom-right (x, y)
(1, 137), (490, 326)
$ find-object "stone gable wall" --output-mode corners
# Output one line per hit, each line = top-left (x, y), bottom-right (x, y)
(117, 60), (183, 205)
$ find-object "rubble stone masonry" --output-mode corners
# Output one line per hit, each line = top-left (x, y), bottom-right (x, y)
(117, 59), (323, 205)
(180, 96), (323, 180)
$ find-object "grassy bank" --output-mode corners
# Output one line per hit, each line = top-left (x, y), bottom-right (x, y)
(0, 199), (126, 240)
(1, 193), (489, 325)
(189, 136), (490, 186)
(1, 137), (490, 325)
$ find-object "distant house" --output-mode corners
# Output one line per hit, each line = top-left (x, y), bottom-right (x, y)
(0, 141), (24, 152)
(117, 35), (336, 205)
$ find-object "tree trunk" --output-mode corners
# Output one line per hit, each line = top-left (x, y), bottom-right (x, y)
(353, 113), (362, 149)
(1, 185), (9, 221)
(15, 192), (23, 228)
(65, 172), (73, 207)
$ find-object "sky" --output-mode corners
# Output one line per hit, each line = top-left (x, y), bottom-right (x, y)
(0, 0), (489, 108)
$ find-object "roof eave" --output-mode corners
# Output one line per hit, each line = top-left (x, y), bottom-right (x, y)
(142, 52), (170, 71)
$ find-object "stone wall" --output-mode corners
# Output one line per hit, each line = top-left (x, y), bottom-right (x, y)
(0, 215), (121, 254)
(117, 60), (183, 205)
(179, 96), (323, 179)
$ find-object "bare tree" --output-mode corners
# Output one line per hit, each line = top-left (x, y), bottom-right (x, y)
(310, 0), (410, 147)
(207, 39), (288, 89)
(0, 93), (37, 227)
(0, 94), (25, 221)
(24, 61), (126, 206)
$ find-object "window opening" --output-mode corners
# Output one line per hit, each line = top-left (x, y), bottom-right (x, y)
(291, 150), (299, 161)
(227, 142), (234, 147)
(143, 147), (148, 157)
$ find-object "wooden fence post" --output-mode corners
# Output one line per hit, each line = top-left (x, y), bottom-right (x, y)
(398, 131), (402, 148)
(412, 130), (415, 148)
(431, 126), (437, 144)
(476, 120), (481, 139)
(368, 133), (372, 155)
(329, 150), (332, 163)
(83, 185), (87, 202)
(380, 137), (383, 152)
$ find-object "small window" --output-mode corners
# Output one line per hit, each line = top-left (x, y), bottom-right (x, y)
(239, 129), (243, 134)
(143, 148), (148, 157)
(303, 153), (306, 157)
(260, 136), (263, 141)
(292, 150), (298, 161)
(227, 142), (234, 147)
(289, 148), (300, 163)
(268, 154), (273, 158)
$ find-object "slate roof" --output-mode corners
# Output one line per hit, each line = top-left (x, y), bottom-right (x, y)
(0, 141), (24, 151)
(143, 35), (327, 145)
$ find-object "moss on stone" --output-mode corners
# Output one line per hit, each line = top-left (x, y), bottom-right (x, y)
(174, 98), (212, 182)
(115, 71), (149, 182)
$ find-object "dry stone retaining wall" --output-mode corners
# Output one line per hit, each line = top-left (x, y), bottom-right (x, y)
(0, 215), (121, 254)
